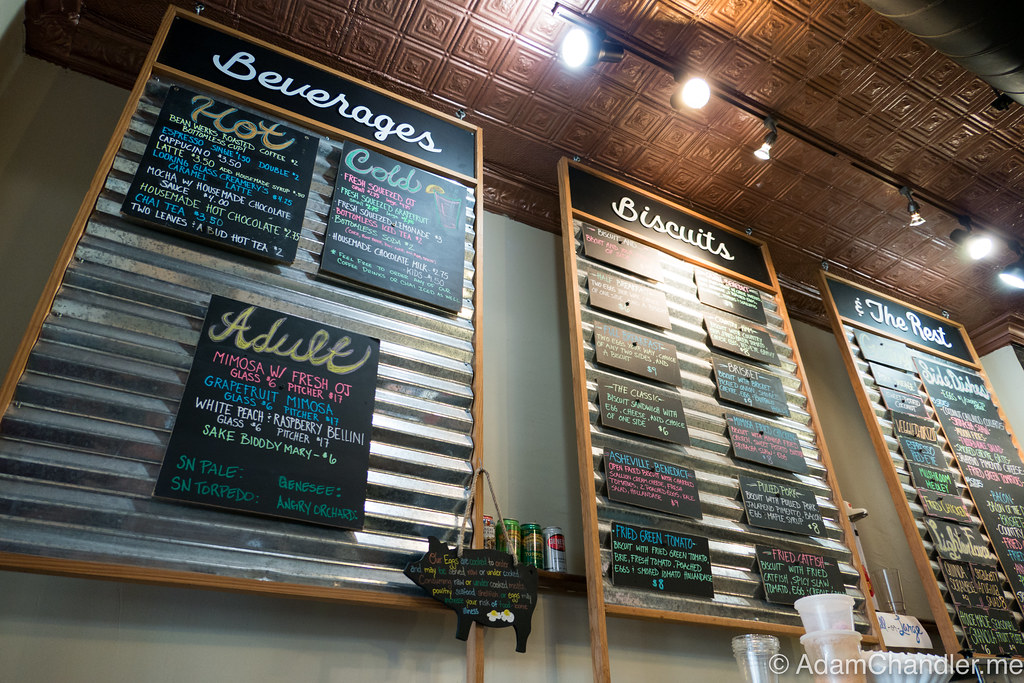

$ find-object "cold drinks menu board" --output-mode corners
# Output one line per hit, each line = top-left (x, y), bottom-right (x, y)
(122, 87), (317, 263)
(321, 142), (472, 313)
(154, 296), (380, 529)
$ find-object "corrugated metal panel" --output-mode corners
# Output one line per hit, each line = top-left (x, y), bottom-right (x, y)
(572, 219), (870, 631)
(0, 79), (479, 597)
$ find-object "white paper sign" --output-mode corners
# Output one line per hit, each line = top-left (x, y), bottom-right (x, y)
(875, 612), (932, 649)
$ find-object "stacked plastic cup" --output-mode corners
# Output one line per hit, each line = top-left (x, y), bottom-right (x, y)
(732, 634), (781, 683)
(794, 593), (865, 683)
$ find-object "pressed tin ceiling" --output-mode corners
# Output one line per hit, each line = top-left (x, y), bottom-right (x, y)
(22, 0), (1024, 334)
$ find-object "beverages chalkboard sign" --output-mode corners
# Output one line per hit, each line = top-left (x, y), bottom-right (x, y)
(940, 560), (984, 607)
(695, 269), (767, 325)
(610, 522), (714, 598)
(593, 319), (681, 386)
(587, 268), (671, 329)
(726, 415), (808, 474)
(581, 222), (664, 281)
(923, 517), (997, 566)
(712, 355), (790, 417)
(320, 142), (471, 313)
(739, 475), (824, 537)
(604, 448), (702, 519)
(918, 489), (972, 525)
(755, 546), (845, 605)
(879, 388), (929, 418)
(898, 436), (944, 468)
(854, 329), (915, 372)
(907, 462), (957, 495)
(597, 377), (689, 445)
(891, 411), (938, 443)
(970, 564), (1010, 611)
(869, 362), (918, 394)
(955, 605), (1024, 657)
(122, 87), (316, 263)
(704, 313), (780, 366)
(154, 296), (380, 528)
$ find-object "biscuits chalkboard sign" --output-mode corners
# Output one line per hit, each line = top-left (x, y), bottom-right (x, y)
(695, 270), (767, 325)
(610, 522), (714, 598)
(924, 517), (997, 566)
(918, 489), (972, 525)
(869, 363), (918, 394)
(890, 411), (938, 443)
(597, 377), (689, 445)
(712, 355), (790, 417)
(879, 387), (929, 418)
(739, 475), (824, 537)
(898, 436), (944, 468)
(320, 142), (472, 313)
(755, 546), (845, 605)
(704, 313), (780, 366)
(593, 319), (681, 386)
(726, 415), (808, 474)
(154, 295), (380, 529)
(854, 329), (915, 371)
(587, 268), (671, 329)
(581, 222), (664, 281)
(122, 87), (317, 263)
(604, 449), (702, 519)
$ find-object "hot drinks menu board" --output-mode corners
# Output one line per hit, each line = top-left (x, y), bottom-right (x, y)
(739, 475), (824, 537)
(610, 522), (714, 597)
(604, 449), (702, 519)
(593, 319), (681, 386)
(597, 377), (689, 445)
(711, 355), (790, 417)
(726, 415), (809, 474)
(154, 295), (380, 528)
(587, 268), (671, 329)
(321, 142), (471, 313)
(955, 606), (1024, 657)
(703, 313), (780, 366)
(581, 222), (663, 281)
(694, 269), (768, 325)
(755, 546), (845, 605)
(122, 87), (317, 263)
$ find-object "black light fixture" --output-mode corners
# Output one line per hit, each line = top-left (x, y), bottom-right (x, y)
(554, 5), (623, 69)
(753, 117), (777, 160)
(949, 215), (994, 260)
(990, 88), (1014, 111)
(999, 241), (1024, 289)
(898, 186), (925, 227)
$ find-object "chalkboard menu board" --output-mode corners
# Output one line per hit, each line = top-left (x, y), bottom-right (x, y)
(320, 143), (471, 313)
(122, 87), (317, 263)
(879, 388), (929, 418)
(891, 411), (938, 443)
(610, 522), (713, 597)
(695, 270), (767, 325)
(899, 436), (944, 468)
(940, 560), (985, 607)
(869, 363), (918, 394)
(704, 313), (780, 366)
(593, 319), (681, 386)
(755, 546), (845, 605)
(597, 377), (689, 445)
(712, 355), (790, 417)
(918, 489), (972, 524)
(587, 269), (671, 329)
(854, 329), (915, 372)
(907, 462), (957, 495)
(582, 222), (663, 281)
(970, 563), (1011, 611)
(739, 475), (824, 536)
(955, 606), (1024, 657)
(923, 517), (997, 566)
(726, 415), (809, 474)
(154, 295), (380, 528)
(604, 449), (702, 519)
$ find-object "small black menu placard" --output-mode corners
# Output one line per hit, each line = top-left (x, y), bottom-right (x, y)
(604, 449), (702, 519)
(321, 142), (471, 313)
(739, 475), (824, 537)
(918, 489), (972, 525)
(755, 546), (845, 605)
(869, 362), (918, 394)
(610, 522), (714, 597)
(726, 415), (808, 474)
(597, 378), (689, 445)
(898, 436), (944, 468)
(940, 560), (984, 607)
(712, 355), (790, 417)
(879, 388), (929, 418)
(704, 313), (780, 366)
(924, 517), (997, 566)
(154, 295), (380, 529)
(891, 411), (939, 443)
(695, 269), (767, 325)
(907, 462), (957, 495)
(581, 222), (664, 281)
(593, 319), (681, 386)
(854, 329), (915, 372)
(955, 605), (1024, 657)
(122, 87), (316, 263)
(913, 357), (1001, 424)
(587, 269), (671, 329)
(970, 564), (1011, 611)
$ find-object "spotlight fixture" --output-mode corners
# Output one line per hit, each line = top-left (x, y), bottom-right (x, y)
(990, 89), (1014, 111)
(949, 215), (994, 260)
(898, 186), (925, 227)
(753, 117), (777, 160)
(554, 11), (623, 69)
(670, 76), (711, 110)
(999, 241), (1024, 289)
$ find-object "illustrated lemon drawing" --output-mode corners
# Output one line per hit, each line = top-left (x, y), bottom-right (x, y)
(425, 184), (445, 195)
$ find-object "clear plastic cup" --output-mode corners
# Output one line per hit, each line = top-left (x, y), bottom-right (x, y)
(800, 630), (865, 683)
(793, 593), (855, 632)
(732, 634), (781, 683)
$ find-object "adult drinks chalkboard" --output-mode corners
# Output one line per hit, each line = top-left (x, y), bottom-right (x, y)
(122, 87), (316, 263)
(739, 475), (824, 537)
(154, 295), (380, 528)
(755, 546), (845, 605)
(321, 143), (471, 313)
(726, 415), (809, 474)
(593, 319), (681, 386)
(712, 355), (790, 417)
(610, 522), (713, 597)
(604, 448), (702, 519)
(581, 222), (663, 281)
(695, 270), (767, 325)
(597, 377), (689, 445)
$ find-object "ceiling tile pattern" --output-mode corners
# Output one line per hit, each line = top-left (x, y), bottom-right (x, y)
(22, 0), (1024, 332)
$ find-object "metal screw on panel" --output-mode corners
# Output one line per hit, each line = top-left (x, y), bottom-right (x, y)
(456, 109), (466, 120)
(573, 155), (581, 162)
(195, 3), (205, 13)
(745, 228), (753, 235)
(821, 260), (829, 271)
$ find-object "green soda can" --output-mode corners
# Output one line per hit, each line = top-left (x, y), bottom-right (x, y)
(521, 523), (544, 567)
(497, 518), (520, 560)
